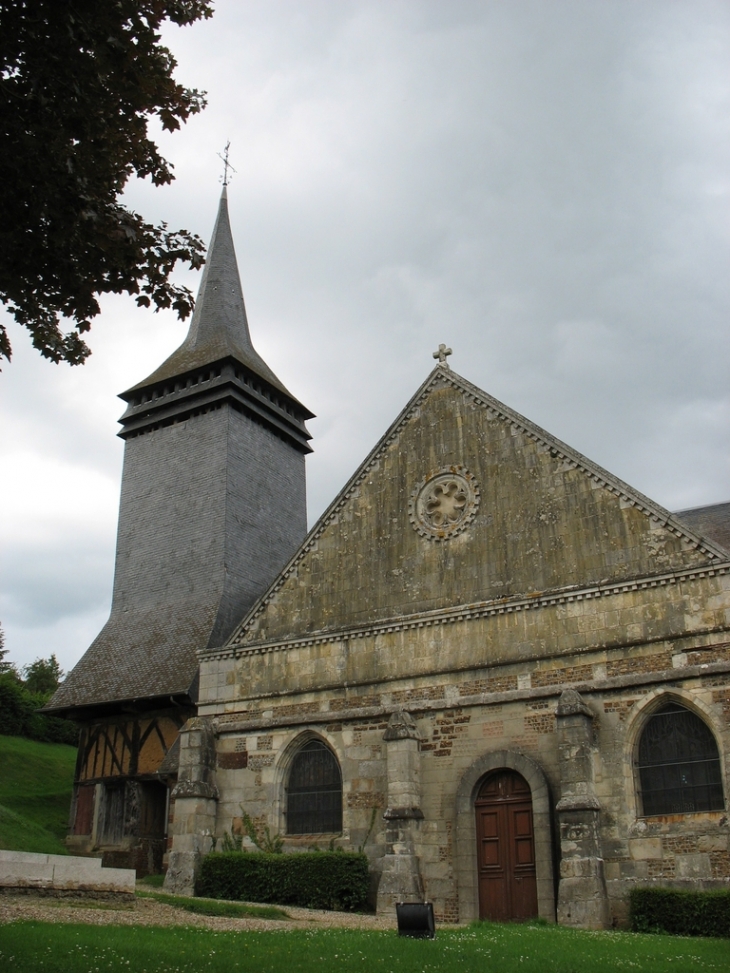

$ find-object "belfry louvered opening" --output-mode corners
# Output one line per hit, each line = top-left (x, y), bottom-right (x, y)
(286, 740), (342, 835)
(638, 703), (724, 816)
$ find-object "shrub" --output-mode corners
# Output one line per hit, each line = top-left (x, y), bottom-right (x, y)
(197, 850), (370, 912)
(630, 886), (730, 938)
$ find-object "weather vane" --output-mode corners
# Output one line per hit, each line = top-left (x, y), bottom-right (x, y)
(218, 141), (237, 187)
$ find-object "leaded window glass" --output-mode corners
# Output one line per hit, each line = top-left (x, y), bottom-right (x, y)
(638, 704), (724, 816)
(286, 740), (342, 835)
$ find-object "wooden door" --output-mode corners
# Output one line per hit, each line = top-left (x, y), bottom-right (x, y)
(476, 770), (538, 921)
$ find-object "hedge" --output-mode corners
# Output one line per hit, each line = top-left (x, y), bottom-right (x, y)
(197, 851), (370, 912)
(630, 886), (730, 938)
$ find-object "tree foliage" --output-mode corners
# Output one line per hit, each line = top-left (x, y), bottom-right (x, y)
(0, 0), (213, 366)
(23, 653), (63, 695)
(0, 646), (76, 745)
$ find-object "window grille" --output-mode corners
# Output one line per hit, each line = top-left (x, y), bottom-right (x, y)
(286, 740), (342, 835)
(638, 704), (724, 816)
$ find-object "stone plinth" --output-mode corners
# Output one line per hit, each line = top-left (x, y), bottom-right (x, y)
(0, 850), (135, 897)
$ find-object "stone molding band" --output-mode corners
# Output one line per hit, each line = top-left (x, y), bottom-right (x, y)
(203, 562), (730, 661)
(206, 657), (730, 735)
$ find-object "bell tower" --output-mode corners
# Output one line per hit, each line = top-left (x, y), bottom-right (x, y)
(48, 189), (312, 872)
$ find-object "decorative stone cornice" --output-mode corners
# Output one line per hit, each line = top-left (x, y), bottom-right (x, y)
(556, 796), (601, 813)
(200, 561), (730, 662)
(171, 780), (219, 801)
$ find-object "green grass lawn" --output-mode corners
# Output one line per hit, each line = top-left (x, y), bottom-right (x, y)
(1, 920), (728, 973)
(0, 735), (76, 855)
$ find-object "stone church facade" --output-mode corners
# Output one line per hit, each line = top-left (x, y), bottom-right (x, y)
(173, 365), (730, 928)
(50, 192), (730, 927)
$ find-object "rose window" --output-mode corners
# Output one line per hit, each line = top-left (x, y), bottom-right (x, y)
(409, 467), (479, 540)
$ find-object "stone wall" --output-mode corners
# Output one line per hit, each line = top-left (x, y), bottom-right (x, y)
(193, 615), (730, 925)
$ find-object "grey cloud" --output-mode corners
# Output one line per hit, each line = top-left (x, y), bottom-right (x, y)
(2, 0), (728, 670)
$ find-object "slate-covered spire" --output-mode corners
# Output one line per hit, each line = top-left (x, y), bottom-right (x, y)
(117, 187), (313, 450)
(46, 188), (313, 717)
(132, 187), (288, 395)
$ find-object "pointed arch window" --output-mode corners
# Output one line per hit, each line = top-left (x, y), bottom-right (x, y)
(637, 703), (724, 816)
(286, 740), (342, 835)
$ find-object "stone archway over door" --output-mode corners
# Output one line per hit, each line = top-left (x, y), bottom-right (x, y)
(455, 749), (556, 924)
(476, 770), (538, 921)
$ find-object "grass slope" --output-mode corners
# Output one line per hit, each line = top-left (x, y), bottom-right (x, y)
(137, 889), (289, 920)
(1, 921), (729, 973)
(0, 735), (76, 855)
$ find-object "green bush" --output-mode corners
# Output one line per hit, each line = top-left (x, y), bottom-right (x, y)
(197, 850), (370, 912)
(0, 674), (78, 745)
(630, 886), (730, 938)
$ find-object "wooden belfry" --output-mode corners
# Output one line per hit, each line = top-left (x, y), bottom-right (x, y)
(47, 184), (313, 873)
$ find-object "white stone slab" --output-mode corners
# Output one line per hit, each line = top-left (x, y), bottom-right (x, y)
(0, 850), (135, 894)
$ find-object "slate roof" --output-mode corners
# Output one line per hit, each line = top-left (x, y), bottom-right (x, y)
(45, 605), (214, 714)
(126, 187), (299, 402)
(45, 188), (309, 716)
(674, 502), (730, 555)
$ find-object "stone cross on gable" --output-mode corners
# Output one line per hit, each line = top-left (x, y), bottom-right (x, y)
(433, 343), (452, 367)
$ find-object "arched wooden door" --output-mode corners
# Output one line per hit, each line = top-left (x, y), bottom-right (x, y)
(475, 769), (538, 921)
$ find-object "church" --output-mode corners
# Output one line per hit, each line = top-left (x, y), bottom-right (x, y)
(48, 190), (730, 928)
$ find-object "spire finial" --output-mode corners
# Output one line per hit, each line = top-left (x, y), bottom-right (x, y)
(218, 141), (237, 187)
(433, 343), (452, 367)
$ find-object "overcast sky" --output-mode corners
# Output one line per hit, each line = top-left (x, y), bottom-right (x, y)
(1, 0), (729, 674)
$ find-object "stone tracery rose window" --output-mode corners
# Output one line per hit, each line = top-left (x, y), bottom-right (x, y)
(409, 466), (479, 540)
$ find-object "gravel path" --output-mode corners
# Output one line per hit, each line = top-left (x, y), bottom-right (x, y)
(0, 891), (397, 934)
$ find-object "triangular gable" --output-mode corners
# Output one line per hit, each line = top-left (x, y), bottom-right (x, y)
(223, 367), (727, 650)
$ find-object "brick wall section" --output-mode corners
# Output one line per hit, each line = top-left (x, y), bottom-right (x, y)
(606, 652), (673, 677)
(421, 712), (471, 756)
(392, 686), (445, 704)
(603, 699), (639, 721)
(218, 751), (248, 769)
(525, 712), (556, 734)
(532, 664), (593, 687)
(710, 852), (730, 878)
(248, 754), (274, 770)
(458, 675), (518, 695)
(648, 859), (676, 879)
(687, 643), (730, 665)
(663, 835), (699, 854)
(274, 701), (321, 718)
(435, 897), (460, 923)
(330, 694), (382, 711)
